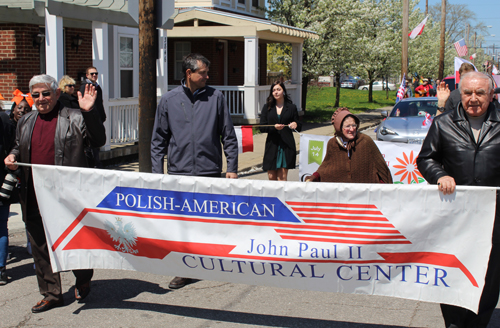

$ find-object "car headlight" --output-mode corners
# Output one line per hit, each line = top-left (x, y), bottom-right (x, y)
(380, 127), (398, 136)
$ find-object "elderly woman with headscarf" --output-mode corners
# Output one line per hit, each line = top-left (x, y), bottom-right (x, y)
(307, 107), (392, 183)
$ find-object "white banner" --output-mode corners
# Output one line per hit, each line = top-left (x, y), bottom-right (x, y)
(32, 165), (496, 313)
(299, 134), (426, 184)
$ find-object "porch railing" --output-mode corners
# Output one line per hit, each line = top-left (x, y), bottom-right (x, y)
(108, 98), (140, 145)
(167, 85), (245, 116)
(107, 84), (299, 146)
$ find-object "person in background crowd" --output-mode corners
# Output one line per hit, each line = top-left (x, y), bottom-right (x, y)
(58, 76), (80, 109)
(418, 72), (500, 328)
(0, 93), (14, 285)
(404, 80), (413, 98)
(437, 63), (475, 115)
(259, 80), (301, 181)
(151, 53), (238, 290)
(8, 91), (34, 256)
(80, 67), (106, 168)
(5, 74), (106, 313)
(415, 78), (433, 97)
(306, 108), (392, 184)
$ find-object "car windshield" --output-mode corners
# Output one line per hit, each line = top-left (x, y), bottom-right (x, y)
(390, 100), (438, 117)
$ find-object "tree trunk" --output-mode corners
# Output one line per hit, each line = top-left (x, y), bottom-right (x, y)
(138, 0), (156, 173)
(335, 73), (341, 107)
(386, 75), (389, 99)
(301, 76), (308, 112)
(368, 71), (373, 103)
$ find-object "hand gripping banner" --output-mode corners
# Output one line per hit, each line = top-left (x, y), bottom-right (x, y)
(32, 165), (496, 313)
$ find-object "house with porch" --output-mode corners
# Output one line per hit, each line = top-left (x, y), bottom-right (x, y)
(167, 3), (318, 124)
(0, 0), (316, 157)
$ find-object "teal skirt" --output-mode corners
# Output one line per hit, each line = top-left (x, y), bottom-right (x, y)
(276, 143), (287, 169)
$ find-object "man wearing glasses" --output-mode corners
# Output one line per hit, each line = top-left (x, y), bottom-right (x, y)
(80, 67), (106, 167)
(5, 74), (106, 313)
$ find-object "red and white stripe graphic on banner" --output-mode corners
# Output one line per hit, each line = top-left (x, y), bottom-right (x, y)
(32, 165), (496, 313)
(234, 126), (253, 153)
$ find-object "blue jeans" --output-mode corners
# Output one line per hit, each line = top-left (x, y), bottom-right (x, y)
(0, 204), (10, 267)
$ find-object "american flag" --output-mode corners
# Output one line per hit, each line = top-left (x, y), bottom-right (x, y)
(396, 73), (406, 103)
(454, 38), (468, 57)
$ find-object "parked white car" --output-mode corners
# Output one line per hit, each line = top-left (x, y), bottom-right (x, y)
(358, 81), (396, 91)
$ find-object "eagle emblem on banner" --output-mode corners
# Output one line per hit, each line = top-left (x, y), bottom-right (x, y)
(104, 217), (138, 254)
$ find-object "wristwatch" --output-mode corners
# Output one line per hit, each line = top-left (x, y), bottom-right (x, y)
(437, 107), (445, 113)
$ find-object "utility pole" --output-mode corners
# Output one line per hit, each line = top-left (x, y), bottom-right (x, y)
(138, 0), (157, 172)
(465, 24), (470, 47)
(438, 0), (446, 80)
(473, 32), (477, 65)
(402, 0), (409, 79)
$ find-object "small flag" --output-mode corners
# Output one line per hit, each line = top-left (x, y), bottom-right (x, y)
(454, 39), (468, 57)
(454, 57), (477, 85)
(422, 113), (433, 128)
(493, 65), (499, 75)
(409, 16), (429, 39)
(469, 53), (477, 60)
(396, 73), (406, 103)
(234, 126), (253, 153)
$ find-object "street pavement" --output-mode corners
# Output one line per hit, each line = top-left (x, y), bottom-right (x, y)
(3, 107), (500, 327)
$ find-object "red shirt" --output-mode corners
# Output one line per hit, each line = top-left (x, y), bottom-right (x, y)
(415, 84), (433, 97)
(30, 106), (59, 165)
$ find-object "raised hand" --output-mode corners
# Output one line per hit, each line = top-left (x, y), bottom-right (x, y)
(77, 83), (97, 112)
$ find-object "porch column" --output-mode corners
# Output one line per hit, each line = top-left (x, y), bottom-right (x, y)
(291, 42), (303, 111)
(92, 22), (111, 151)
(244, 36), (258, 120)
(157, 29), (169, 96)
(44, 9), (64, 80)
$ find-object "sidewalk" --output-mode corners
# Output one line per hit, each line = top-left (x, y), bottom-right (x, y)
(7, 107), (388, 236)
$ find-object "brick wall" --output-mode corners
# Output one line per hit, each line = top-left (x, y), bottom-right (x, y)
(64, 28), (93, 92)
(0, 24), (41, 98)
(0, 24), (92, 100)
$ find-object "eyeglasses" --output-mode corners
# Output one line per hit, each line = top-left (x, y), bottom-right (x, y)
(31, 91), (52, 99)
(89, 72), (98, 76)
(66, 84), (75, 87)
(343, 124), (358, 130)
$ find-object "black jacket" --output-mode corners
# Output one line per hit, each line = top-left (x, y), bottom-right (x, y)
(259, 102), (301, 171)
(80, 80), (106, 123)
(417, 103), (500, 242)
(59, 92), (80, 109)
(444, 89), (461, 112)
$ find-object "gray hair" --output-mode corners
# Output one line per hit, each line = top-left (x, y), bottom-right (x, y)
(182, 53), (210, 79)
(29, 74), (59, 94)
(459, 71), (494, 93)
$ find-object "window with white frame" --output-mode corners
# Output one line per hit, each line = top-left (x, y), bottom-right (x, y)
(252, 0), (258, 7)
(120, 36), (134, 97)
(174, 42), (191, 80)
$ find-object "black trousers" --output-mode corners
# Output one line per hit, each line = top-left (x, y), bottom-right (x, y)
(441, 242), (500, 328)
(26, 208), (93, 302)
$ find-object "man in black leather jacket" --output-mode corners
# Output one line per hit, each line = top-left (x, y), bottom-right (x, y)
(417, 72), (500, 328)
(5, 74), (105, 313)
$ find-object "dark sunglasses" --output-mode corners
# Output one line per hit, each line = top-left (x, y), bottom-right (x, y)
(31, 91), (52, 99)
(66, 84), (76, 87)
(89, 72), (98, 76)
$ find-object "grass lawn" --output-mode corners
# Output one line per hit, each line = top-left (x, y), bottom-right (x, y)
(304, 86), (397, 123)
